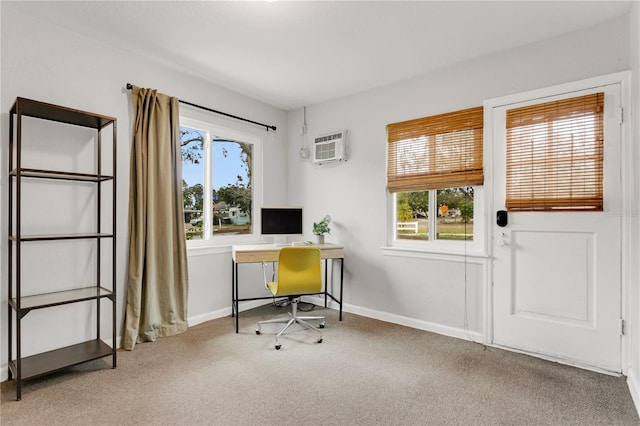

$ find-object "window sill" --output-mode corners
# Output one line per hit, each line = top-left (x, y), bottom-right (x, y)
(186, 243), (232, 257)
(186, 237), (265, 257)
(381, 245), (489, 264)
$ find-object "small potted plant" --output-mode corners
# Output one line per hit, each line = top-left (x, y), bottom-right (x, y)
(312, 215), (331, 244)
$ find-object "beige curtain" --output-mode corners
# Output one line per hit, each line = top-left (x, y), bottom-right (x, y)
(122, 86), (189, 351)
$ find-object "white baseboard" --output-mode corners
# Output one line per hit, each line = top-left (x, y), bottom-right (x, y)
(188, 307), (232, 327)
(301, 295), (485, 344)
(188, 300), (268, 327)
(628, 367), (640, 419)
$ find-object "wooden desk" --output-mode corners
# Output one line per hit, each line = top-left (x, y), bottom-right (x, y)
(231, 243), (345, 333)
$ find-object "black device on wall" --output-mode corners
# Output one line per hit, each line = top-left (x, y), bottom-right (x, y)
(496, 210), (508, 227)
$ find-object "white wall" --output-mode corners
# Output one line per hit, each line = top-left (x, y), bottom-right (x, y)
(0, 5), (288, 377)
(287, 14), (634, 347)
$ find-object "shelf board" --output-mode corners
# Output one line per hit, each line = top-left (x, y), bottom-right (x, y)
(8, 339), (114, 380)
(9, 233), (113, 242)
(11, 97), (115, 129)
(10, 168), (113, 182)
(9, 286), (114, 312)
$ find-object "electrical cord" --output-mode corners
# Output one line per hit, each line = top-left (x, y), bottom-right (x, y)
(462, 189), (487, 351)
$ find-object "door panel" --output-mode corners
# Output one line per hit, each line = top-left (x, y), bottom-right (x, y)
(492, 83), (621, 372)
(512, 231), (593, 324)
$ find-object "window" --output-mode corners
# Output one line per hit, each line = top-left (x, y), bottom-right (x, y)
(505, 92), (604, 211)
(387, 107), (483, 244)
(180, 116), (262, 246)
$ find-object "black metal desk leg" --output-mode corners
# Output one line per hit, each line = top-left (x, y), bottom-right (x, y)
(339, 258), (344, 321)
(231, 259), (237, 318)
(324, 259), (328, 308)
(234, 262), (239, 333)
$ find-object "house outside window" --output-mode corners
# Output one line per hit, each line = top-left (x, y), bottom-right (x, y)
(180, 116), (262, 247)
(395, 187), (475, 242)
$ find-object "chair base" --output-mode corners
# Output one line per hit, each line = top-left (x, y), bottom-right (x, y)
(256, 298), (325, 349)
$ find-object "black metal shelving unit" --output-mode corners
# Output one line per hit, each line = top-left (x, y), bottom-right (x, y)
(7, 97), (117, 400)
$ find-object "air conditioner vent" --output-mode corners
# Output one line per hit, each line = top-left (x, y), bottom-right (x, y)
(312, 130), (347, 164)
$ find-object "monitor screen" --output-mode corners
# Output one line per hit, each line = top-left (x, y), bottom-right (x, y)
(261, 207), (303, 235)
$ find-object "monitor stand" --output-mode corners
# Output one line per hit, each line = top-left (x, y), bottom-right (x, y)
(273, 236), (289, 246)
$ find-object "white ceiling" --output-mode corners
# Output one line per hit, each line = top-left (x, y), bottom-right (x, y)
(6, 1), (633, 111)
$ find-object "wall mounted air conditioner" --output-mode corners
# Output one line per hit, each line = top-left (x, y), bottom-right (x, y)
(312, 130), (347, 165)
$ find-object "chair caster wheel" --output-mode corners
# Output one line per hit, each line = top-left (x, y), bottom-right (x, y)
(319, 323), (325, 329)
(275, 344), (281, 350)
(317, 338), (323, 344)
(255, 329), (261, 335)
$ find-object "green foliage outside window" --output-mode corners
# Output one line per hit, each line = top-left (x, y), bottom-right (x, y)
(181, 125), (253, 241)
(396, 187), (474, 241)
(397, 199), (414, 222)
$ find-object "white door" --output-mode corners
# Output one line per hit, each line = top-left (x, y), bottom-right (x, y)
(492, 83), (622, 372)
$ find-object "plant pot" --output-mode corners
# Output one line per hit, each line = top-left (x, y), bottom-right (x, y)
(316, 235), (325, 245)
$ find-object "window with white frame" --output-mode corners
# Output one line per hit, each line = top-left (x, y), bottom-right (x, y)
(394, 187), (475, 241)
(180, 116), (262, 246)
(387, 106), (483, 245)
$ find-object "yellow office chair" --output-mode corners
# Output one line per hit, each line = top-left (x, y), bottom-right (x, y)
(255, 247), (325, 350)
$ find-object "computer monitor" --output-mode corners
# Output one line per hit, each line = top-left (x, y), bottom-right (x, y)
(261, 207), (303, 245)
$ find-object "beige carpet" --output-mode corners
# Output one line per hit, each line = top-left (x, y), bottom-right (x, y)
(1, 304), (638, 425)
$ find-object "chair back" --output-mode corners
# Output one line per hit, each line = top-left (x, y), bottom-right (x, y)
(271, 247), (322, 297)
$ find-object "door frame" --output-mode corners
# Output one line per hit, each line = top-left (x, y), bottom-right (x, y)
(483, 71), (633, 374)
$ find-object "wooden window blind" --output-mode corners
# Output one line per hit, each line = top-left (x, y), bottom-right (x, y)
(505, 92), (604, 211)
(386, 106), (483, 193)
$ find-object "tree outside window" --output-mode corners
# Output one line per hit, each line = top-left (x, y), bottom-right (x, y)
(396, 187), (474, 241)
(181, 125), (254, 241)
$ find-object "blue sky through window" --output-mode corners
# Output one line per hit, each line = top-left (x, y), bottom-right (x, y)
(181, 127), (248, 190)
(212, 140), (248, 189)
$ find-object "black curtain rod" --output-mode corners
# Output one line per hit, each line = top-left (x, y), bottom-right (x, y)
(126, 83), (276, 132)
